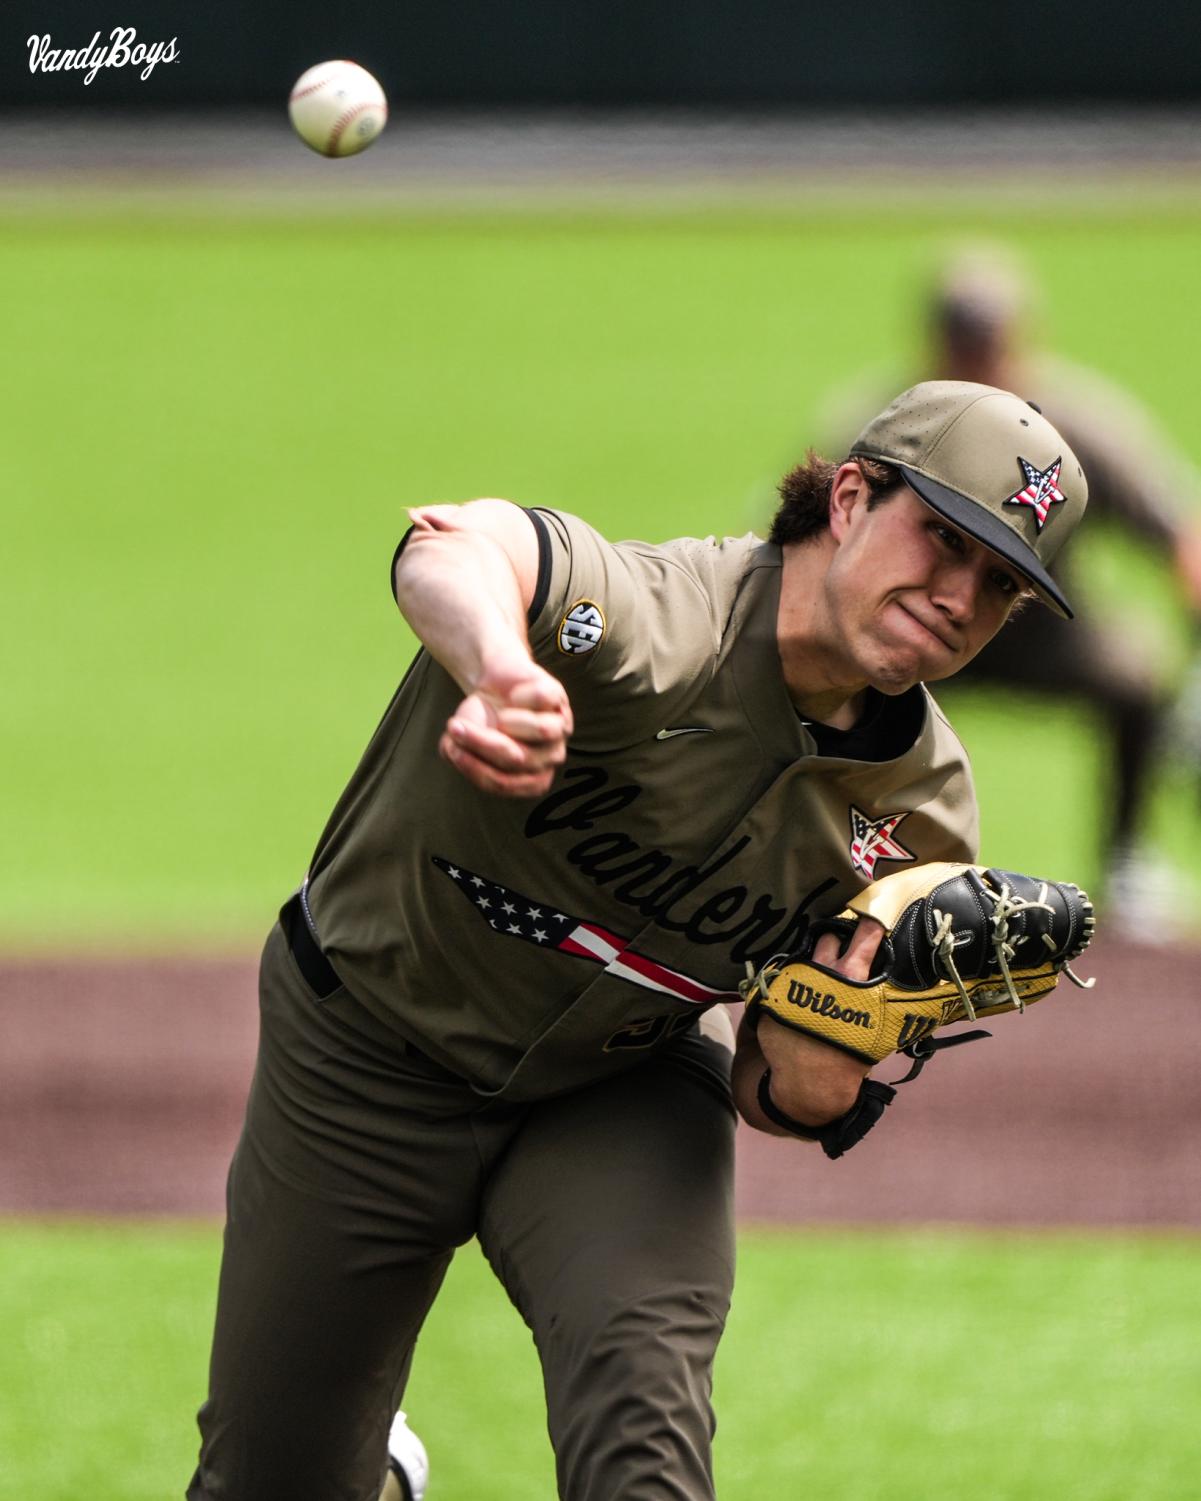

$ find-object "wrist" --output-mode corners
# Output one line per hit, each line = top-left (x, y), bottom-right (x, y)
(756, 1069), (823, 1139)
(468, 640), (539, 700)
(756, 1014), (870, 1122)
(759, 1068), (897, 1160)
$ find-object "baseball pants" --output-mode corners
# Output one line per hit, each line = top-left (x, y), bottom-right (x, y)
(187, 911), (737, 1501)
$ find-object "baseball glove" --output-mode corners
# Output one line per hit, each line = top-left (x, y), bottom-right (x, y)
(742, 862), (1096, 1068)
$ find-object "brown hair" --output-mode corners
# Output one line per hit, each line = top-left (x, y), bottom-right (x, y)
(769, 452), (1036, 613)
(769, 454), (904, 546)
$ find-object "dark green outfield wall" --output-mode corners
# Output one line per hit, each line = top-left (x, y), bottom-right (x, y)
(7, 0), (1201, 107)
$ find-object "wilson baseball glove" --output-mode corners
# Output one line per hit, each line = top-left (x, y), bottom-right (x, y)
(742, 863), (1096, 1158)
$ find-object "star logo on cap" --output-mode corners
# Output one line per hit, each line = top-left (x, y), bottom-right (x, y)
(1004, 456), (1066, 531)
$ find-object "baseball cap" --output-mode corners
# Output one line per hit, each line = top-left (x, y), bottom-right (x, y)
(849, 380), (1088, 618)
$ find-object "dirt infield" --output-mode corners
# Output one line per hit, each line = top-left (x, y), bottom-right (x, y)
(2, 935), (1198, 1225)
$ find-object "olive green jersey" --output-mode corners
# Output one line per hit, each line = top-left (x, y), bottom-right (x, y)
(304, 509), (979, 1101)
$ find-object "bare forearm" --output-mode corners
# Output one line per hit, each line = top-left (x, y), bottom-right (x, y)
(391, 500), (571, 798)
(732, 1020), (794, 1137)
(394, 503), (533, 695)
(733, 1013), (868, 1138)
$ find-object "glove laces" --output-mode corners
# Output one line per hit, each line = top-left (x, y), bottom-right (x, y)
(931, 878), (1095, 1022)
(739, 956), (787, 1004)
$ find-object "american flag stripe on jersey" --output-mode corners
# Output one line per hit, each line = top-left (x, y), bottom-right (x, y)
(432, 856), (738, 1005)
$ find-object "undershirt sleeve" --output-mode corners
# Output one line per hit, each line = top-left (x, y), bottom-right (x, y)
(523, 508), (553, 624)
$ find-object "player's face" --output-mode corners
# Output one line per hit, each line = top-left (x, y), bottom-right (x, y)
(824, 479), (1026, 692)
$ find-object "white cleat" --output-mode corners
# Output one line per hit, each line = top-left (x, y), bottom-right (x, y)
(387, 1410), (430, 1501)
(1105, 846), (1200, 941)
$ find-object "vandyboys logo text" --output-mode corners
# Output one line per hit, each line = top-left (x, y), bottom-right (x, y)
(27, 28), (179, 84)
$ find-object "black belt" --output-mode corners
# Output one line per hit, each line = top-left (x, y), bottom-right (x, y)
(280, 889), (342, 1000)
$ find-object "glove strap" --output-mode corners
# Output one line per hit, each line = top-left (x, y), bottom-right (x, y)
(894, 1028), (992, 1084)
(755, 1069), (821, 1139)
(757, 1070), (897, 1160)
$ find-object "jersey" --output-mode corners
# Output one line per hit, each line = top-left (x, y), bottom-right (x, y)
(303, 508), (979, 1102)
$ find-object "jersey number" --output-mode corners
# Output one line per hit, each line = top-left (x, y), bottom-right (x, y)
(603, 1012), (697, 1052)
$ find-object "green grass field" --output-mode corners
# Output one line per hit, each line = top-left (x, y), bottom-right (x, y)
(1, 1222), (1198, 1501)
(3, 206), (1201, 947)
(4, 195), (1201, 1498)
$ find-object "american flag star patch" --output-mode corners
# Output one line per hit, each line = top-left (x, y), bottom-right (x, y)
(848, 806), (915, 879)
(1004, 456), (1066, 530)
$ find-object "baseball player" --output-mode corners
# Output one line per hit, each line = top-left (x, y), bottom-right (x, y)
(819, 247), (1201, 918)
(188, 382), (1089, 1501)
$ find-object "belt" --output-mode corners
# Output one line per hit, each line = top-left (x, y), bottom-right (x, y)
(280, 888), (342, 1000)
(279, 891), (449, 1073)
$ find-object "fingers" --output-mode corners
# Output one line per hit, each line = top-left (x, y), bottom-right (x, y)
(504, 677), (574, 736)
(440, 683), (570, 799)
(489, 704), (571, 745)
(445, 714), (566, 773)
(442, 664), (573, 798)
(811, 931), (841, 968)
(439, 731), (561, 798)
(474, 660), (574, 732)
(813, 917), (886, 981)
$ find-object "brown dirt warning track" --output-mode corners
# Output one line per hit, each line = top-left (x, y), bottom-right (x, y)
(1, 935), (1198, 1225)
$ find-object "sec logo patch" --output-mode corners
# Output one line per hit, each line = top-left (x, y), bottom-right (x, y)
(558, 599), (606, 655)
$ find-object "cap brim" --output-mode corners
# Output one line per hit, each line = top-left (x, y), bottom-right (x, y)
(897, 464), (1073, 619)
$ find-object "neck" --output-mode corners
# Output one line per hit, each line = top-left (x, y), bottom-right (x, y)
(776, 541), (870, 728)
(794, 686), (869, 730)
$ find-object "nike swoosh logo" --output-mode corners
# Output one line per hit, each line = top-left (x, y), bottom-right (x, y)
(655, 727), (714, 740)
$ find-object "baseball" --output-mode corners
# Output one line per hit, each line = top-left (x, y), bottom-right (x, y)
(288, 60), (387, 158)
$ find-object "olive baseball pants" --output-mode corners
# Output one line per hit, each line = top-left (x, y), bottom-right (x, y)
(187, 920), (737, 1501)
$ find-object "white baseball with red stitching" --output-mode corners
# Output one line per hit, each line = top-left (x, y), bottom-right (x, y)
(288, 60), (387, 158)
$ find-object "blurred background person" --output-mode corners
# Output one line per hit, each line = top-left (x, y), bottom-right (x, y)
(818, 245), (1201, 924)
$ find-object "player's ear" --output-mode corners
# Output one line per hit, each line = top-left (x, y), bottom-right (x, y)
(827, 462), (870, 541)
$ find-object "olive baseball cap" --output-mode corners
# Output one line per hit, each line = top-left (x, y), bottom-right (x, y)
(849, 380), (1088, 618)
